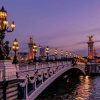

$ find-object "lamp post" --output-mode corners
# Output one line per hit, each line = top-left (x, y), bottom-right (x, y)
(61, 50), (64, 61)
(45, 46), (49, 62)
(69, 52), (72, 58)
(0, 6), (15, 60)
(66, 51), (68, 61)
(33, 43), (38, 62)
(54, 48), (58, 61)
(12, 38), (19, 64)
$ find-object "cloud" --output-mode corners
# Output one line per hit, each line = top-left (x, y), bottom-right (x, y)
(81, 27), (100, 35)
(75, 41), (86, 45)
(94, 40), (100, 43)
(73, 49), (87, 56)
(75, 40), (100, 45)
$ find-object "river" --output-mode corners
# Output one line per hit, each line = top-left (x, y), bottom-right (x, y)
(36, 75), (100, 100)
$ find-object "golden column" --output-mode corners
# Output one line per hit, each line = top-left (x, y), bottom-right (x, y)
(28, 37), (34, 60)
(87, 35), (94, 59)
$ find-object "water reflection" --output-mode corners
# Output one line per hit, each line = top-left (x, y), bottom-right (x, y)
(36, 76), (100, 100)
(75, 76), (91, 100)
(66, 76), (100, 100)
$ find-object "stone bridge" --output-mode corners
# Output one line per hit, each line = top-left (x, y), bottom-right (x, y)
(16, 61), (86, 100)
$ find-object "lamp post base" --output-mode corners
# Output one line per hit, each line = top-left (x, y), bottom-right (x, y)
(0, 60), (17, 81)
(0, 60), (18, 100)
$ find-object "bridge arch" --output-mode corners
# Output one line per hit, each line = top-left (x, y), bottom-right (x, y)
(65, 67), (85, 76)
(28, 64), (85, 100)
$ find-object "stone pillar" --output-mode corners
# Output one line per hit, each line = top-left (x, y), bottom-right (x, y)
(0, 60), (18, 100)
(0, 60), (17, 80)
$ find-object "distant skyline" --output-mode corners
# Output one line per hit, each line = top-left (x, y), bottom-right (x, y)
(1, 0), (100, 56)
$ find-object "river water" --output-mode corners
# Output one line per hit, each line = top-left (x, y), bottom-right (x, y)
(36, 75), (100, 100)
(66, 76), (100, 100)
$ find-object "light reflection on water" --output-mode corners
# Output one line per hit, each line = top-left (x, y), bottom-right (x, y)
(36, 76), (100, 100)
(66, 76), (100, 100)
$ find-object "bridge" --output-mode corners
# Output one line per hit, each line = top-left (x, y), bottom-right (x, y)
(16, 60), (85, 100)
(85, 62), (100, 75)
(0, 59), (86, 100)
(2, 57), (100, 100)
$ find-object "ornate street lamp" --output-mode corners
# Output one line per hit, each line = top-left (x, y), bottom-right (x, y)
(33, 43), (38, 62)
(54, 48), (58, 61)
(0, 6), (16, 60)
(66, 51), (68, 61)
(45, 46), (49, 61)
(69, 52), (72, 58)
(12, 38), (19, 64)
(61, 50), (64, 60)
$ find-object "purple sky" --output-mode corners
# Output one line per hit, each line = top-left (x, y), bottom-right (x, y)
(1, 0), (100, 56)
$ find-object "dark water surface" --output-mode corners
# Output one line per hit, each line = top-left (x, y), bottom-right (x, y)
(36, 75), (100, 100)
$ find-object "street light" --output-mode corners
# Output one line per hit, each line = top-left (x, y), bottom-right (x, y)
(45, 46), (49, 62)
(66, 51), (68, 61)
(12, 38), (19, 64)
(54, 48), (58, 61)
(69, 52), (72, 58)
(33, 43), (38, 62)
(0, 6), (16, 60)
(61, 50), (64, 60)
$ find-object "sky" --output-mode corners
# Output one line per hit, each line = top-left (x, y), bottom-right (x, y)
(1, 0), (100, 56)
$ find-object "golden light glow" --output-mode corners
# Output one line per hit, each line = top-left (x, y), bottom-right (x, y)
(12, 46), (15, 49)
(74, 75), (91, 100)
(33, 43), (38, 54)
(61, 50), (64, 55)
(0, 6), (15, 31)
(79, 75), (84, 80)
(0, 12), (7, 18)
(13, 39), (18, 45)
(3, 20), (8, 26)
(0, 7), (7, 18)
(45, 46), (49, 54)
(12, 38), (19, 51)
(85, 75), (89, 79)
(11, 21), (16, 29)
(66, 51), (68, 56)
(16, 46), (19, 50)
(54, 48), (58, 55)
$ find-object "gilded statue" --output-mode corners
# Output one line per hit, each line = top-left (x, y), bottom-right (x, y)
(88, 35), (93, 42)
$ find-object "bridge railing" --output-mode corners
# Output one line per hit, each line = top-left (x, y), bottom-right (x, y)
(18, 62), (71, 78)
(18, 61), (72, 99)
(18, 62), (65, 70)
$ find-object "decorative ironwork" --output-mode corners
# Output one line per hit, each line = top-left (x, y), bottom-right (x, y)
(0, 6), (15, 60)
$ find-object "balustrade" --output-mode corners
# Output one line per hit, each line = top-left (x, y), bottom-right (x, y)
(18, 61), (72, 99)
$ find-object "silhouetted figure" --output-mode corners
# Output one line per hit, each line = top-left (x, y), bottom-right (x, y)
(4, 41), (11, 59)
(0, 45), (5, 60)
